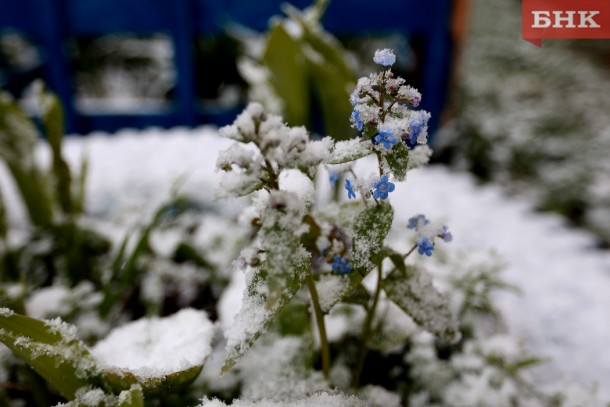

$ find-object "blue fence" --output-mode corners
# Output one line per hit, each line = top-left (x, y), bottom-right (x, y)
(0, 0), (455, 136)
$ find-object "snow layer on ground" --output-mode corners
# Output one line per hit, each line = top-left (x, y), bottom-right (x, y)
(91, 308), (214, 378)
(2, 127), (609, 400)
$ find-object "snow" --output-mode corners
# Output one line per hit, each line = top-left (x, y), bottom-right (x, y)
(198, 391), (366, 407)
(90, 308), (214, 378)
(2, 126), (610, 401)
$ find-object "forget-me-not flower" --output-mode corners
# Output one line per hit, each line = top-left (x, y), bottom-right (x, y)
(345, 179), (356, 199)
(332, 255), (353, 275)
(416, 236), (435, 256)
(373, 128), (398, 150)
(373, 49), (396, 67)
(407, 214), (429, 230)
(372, 175), (395, 200)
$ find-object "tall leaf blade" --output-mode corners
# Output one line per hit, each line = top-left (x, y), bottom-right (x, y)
(0, 96), (54, 227)
(263, 23), (310, 127)
(39, 86), (73, 215)
(383, 265), (460, 343)
(0, 309), (98, 400)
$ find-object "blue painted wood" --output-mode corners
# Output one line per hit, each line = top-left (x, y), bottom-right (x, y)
(0, 0), (454, 138)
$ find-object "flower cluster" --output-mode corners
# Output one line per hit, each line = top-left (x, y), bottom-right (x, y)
(217, 103), (335, 197)
(337, 48), (433, 203)
(349, 48), (431, 162)
(408, 214), (453, 257)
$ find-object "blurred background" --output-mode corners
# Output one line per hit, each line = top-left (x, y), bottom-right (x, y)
(0, 0), (609, 244)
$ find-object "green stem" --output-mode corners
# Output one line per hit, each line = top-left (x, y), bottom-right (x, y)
(306, 273), (330, 380)
(353, 263), (383, 387)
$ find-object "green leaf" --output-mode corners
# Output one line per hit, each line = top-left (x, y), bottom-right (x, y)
(39, 84), (73, 215)
(384, 142), (410, 182)
(53, 385), (145, 407)
(383, 265), (460, 343)
(221, 250), (310, 374)
(0, 309), (98, 400)
(101, 365), (202, 397)
(0, 95), (54, 227)
(316, 272), (366, 313)
(263, 23), (310, 127)
(299, 24), (355, 141)
(352, 204), (393, 271)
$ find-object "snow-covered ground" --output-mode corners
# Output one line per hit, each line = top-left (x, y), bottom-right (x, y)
(2, 126), (609, 401)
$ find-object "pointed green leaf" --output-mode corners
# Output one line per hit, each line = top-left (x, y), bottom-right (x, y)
(101, 365), (202, 397)
(39, 84), (73, 215)
(384, 142), (410, 182)
(383, 265), (460, 343)
(352, 204), (393, 271)
(222, 249), (310, 374)
(0, 95), (54, 227)
(0, 309), (98, 400)
(263, 23), (309, 127)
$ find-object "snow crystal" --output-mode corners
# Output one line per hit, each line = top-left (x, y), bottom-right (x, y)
(0, 308), (14, 317)
(91, 308), (214, 378)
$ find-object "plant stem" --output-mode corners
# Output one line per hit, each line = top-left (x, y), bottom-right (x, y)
(353, 263), (383, 387)
(306, 273), (330, 380)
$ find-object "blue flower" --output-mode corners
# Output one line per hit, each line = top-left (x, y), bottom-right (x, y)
(345, 179), (356, 199)
(332, 255), (353, 275)
(409, 111), (429, 144)
(373, 129), (398, 150)
(410, 119), (423, 143)
(351, 108), (364, 131)
(372, 175), (395, 200)
(407, 214), (429, 230)
(329, 172), (340, 187)
(438, 225), (453, 243)
(373, 49), (396, 67)
(416, 236), (435, 256)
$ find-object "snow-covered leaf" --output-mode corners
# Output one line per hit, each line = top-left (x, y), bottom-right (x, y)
(0, 308), (98, 400)
(327, 139), (372, 164)
(92, 309), (214, 395)
(352, 204), (393, 271)
(383, 266), (460, 343)
(197, 391), (367, 406)
(384, 142), (410, 182)
(222, 250), (310, 374)
(53, 385), (144, 407)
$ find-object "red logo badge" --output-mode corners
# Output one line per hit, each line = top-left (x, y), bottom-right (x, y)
(522, 0), (610, 46)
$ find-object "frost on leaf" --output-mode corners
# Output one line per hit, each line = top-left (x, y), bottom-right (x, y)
(383, 142), (410, 182)
(352, 204), (393, 272)
(197, 391), (367, 407)
(0, 312), (97, 400)
(327, 139), (372, 165)
(222, 248), (310, 374)
(383, 265), (460, 343)
(223, 192), (311, 373)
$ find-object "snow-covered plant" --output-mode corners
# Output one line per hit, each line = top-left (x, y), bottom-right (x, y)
(216, 48), (458, 392)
